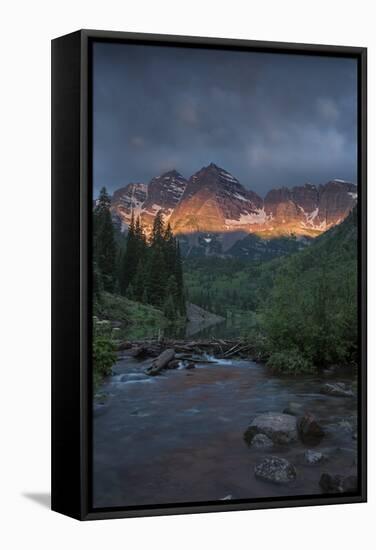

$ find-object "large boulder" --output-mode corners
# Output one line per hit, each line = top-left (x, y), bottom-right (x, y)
(297, 413), (325, 444)
(319, 473), (357, 493)
(320, 382), (355, 398)
(255, 457), (296, 484)
(244, 413), (298, 445)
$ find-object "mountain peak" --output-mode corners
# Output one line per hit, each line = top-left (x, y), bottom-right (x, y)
(156, 169), (184, 180)
(206, 162), (229, 173)
(191, 163), (240, 186)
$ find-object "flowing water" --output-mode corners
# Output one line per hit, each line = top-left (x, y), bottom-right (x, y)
(93, 354), (357, 508)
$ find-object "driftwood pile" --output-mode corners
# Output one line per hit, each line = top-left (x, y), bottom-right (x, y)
(116, 338), (255, 377)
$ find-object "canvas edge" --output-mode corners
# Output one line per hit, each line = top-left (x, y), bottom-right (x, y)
(51, 29), (367, 521)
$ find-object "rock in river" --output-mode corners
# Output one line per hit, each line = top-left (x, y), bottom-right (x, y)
(320, 382), (354, 398)
(244, 413), (298, 445)
(255, 457), (296, 484)
(283, 402), (305, 416)
(303, 450), (326, 465)
(319, 473), (357, 493)
(250, 434), (274, 448)
(166, 359), (181, 370)
(297, 413), (325, 444)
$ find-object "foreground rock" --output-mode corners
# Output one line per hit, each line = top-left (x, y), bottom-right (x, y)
(255, 457), (296, 484)
(250, 434), (274, 448)
(297, 413), (325, 444)
(303, 450), (326, 465)
(283, 402), (305, 416)
(244, 413), (298, 445)
(146, 349), (175, 376)
(319, 473), (357, 493)
(320, 382), (355, 398)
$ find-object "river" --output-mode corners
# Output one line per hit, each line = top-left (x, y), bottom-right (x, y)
(93, 353), (357, 508)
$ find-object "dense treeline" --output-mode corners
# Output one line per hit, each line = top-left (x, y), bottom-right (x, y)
(93, 187), (185, 322)
(258, 207), (358, 373)
(119, 210), (186, 320)
(185, 207), (358, 374)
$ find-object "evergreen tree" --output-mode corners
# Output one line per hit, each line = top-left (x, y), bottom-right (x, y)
(174, 241), (186, 315)
(126, 283), (135, 300)
(119, 213), (136, 295)
(151, 210), (165, 248)
(147, 246), (167, 306)
(93, 187), (116, 292)
(163, 294), (176, 322)
(133, 259), (147, 301)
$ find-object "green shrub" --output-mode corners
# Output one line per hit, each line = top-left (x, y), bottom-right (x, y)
(93, 317), (116, 388)
(266, 350), (315, 375)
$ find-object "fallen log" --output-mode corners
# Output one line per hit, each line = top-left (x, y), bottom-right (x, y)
(223, 343), (241, 357)
(146, 348), (175, 376)
(223, 344), (252, 358)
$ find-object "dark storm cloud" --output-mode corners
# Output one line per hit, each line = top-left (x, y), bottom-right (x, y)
(93, 42), (357, 197)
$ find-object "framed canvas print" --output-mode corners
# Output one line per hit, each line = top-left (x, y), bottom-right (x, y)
(51, 29), (367, 520)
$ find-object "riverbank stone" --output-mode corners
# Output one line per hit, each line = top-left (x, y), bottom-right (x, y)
(255, 457), (296, 484)
(244, 413), (298, 445)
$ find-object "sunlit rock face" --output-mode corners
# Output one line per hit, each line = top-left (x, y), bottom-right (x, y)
(263, 180), (357, 235)
(109, 163), (357, 239)
(169, 163), (264, 234)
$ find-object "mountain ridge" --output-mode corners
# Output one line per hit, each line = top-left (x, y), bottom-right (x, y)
(110, 163), (357, 239)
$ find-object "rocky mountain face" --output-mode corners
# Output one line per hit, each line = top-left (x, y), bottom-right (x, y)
(141, 170), (187, 230)
(111, 182), (148, 230)
(110, 163), (357, 242)
(169, 163), (264, 234)
(263, 180), (357, 236)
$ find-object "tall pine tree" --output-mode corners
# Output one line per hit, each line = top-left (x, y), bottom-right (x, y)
(93, 187), (116, 293)
(119, 214), (148, 296)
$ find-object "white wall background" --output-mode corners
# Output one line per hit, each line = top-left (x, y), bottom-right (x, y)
(0, 1), (373, 548)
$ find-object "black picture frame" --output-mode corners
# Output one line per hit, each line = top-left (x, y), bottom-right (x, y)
(51, 29), (367, 520)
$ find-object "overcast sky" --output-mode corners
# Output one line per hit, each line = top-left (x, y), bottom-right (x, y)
(93, 42), (357, 198)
